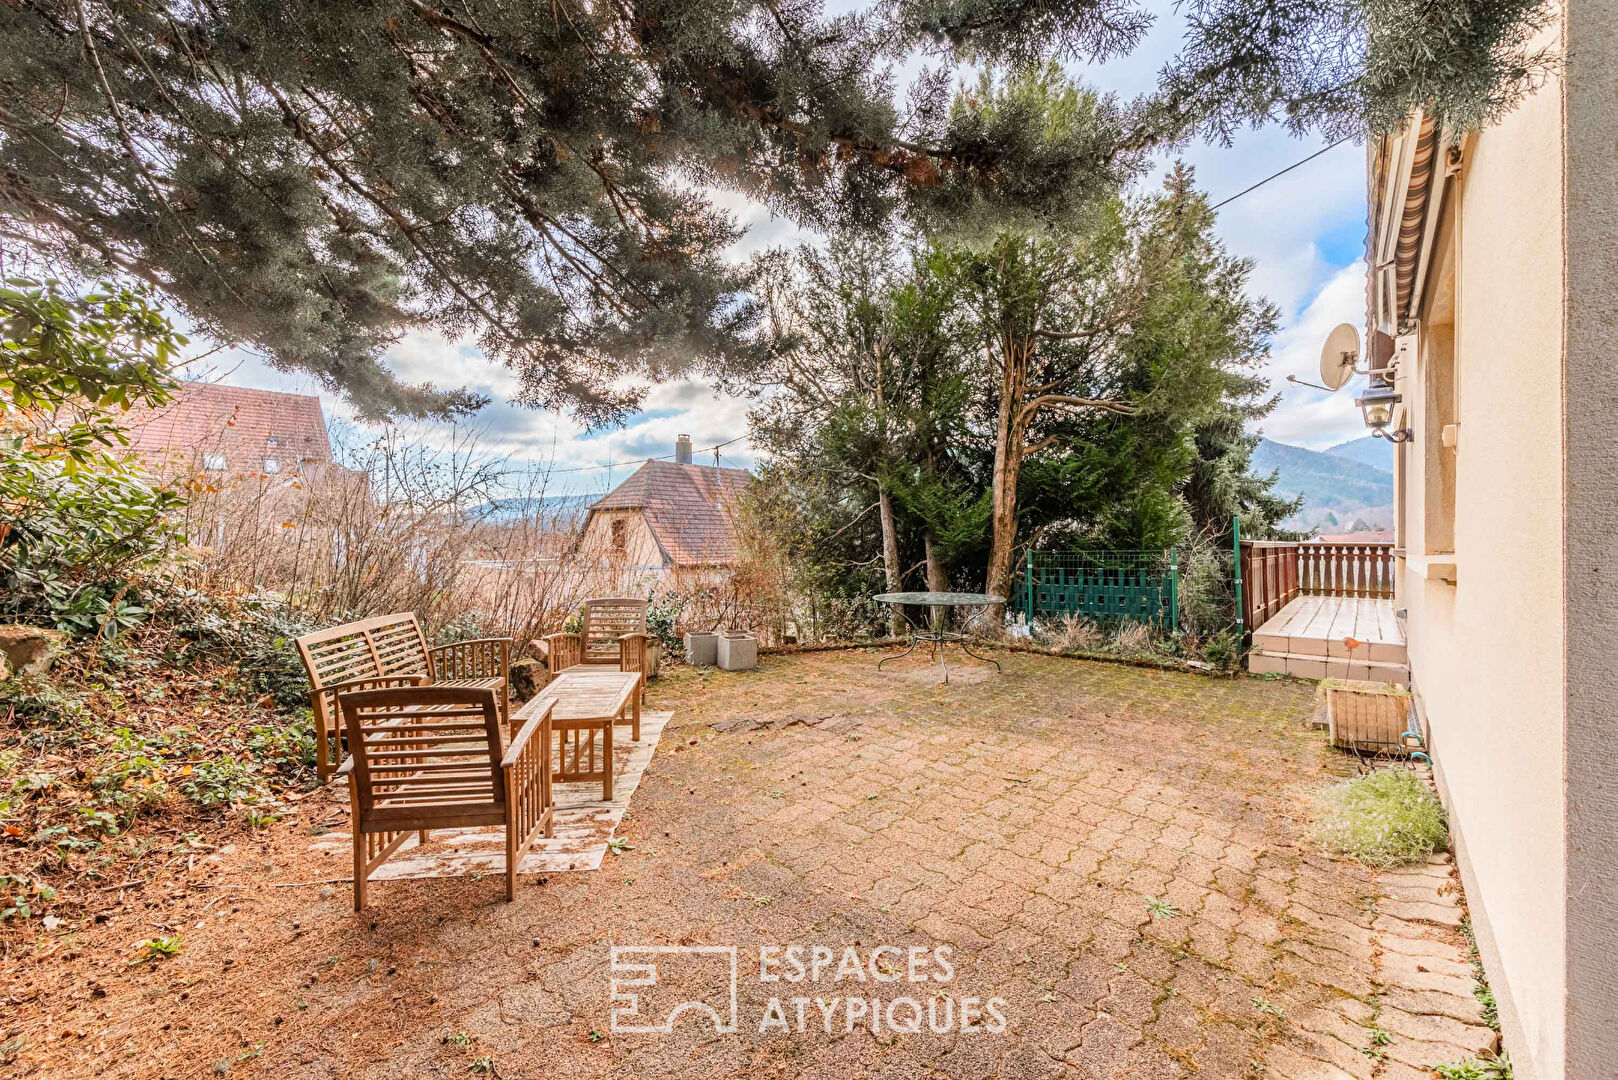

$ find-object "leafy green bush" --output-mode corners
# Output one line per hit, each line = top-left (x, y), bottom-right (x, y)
(647, 591), (686, 654)
(162, 593), (316, 711)
(1, 279), (187, 638)
(1314, 768), (1448, 868)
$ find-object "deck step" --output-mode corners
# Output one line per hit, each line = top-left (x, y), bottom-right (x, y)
(1249, 649), (1409, 686)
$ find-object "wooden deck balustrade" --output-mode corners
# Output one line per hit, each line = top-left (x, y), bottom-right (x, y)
(1240, 540), (1395, 632)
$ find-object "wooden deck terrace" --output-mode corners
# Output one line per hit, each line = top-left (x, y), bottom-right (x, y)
(1248, 595), (1409, 685)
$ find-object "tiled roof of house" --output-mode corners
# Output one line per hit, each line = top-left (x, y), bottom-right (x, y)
(121, 382), (333, 476)
(589, 459), (753, 566)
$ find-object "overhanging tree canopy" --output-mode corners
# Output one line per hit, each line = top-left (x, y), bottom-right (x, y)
(1, 0), (1553, 421)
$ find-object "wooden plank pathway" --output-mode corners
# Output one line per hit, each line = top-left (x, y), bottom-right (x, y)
(308, 710), (672, 879)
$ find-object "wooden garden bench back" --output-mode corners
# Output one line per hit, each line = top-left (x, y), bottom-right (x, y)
(337, 685), (552, 909)
(294, 612), (510, 780)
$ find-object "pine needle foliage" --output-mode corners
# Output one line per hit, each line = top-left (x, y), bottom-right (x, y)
(0, 0), (1555, 420)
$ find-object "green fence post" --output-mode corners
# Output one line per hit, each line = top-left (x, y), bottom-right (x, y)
(1025, 549), (1035, 619)
(1168, 547), (1179, 634)
(1232, 514), (1244, 640)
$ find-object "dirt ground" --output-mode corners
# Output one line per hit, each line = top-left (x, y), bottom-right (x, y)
(3, 649), (1493, 1079)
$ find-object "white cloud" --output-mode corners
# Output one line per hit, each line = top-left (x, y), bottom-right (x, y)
(1255, 261), (1374, 449)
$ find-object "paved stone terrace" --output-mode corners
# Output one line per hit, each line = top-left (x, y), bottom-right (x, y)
(13, 650), (1495, 1079)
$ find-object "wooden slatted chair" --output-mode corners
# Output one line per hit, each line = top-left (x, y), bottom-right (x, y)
(295, 613), (512, 780)
(543, 598), (652, 702)
(337, 685), (553, 910)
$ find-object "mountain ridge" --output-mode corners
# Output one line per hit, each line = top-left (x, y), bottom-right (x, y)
(1250, 438), (1393, 532)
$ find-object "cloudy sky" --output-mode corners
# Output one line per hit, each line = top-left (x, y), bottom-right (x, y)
(190, 1), (1373, 499)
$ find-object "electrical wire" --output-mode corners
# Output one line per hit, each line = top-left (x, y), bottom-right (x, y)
(544, 433), (749, 474)
(1209, 137), (1353, 211)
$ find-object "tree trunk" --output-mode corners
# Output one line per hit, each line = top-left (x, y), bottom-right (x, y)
(877, 483), (904, 637)
(923, 531), (947, 632)
(983, 338), (1028, 631)
(924, 532), (947, 591)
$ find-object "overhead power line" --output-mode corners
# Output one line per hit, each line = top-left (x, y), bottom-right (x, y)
(545, 433), (749, 475)
(1209, 137), (1353, 211)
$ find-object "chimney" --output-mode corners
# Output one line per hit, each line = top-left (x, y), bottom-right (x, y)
(675, 434), (692, 465)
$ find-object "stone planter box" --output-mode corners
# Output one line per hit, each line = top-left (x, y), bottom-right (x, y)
(683, 631), (719, 667)
(717, 631), (758, 671)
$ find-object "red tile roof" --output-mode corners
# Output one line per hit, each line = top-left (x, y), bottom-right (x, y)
(121, 382), (333, 476)
(588, 459), (753, 566)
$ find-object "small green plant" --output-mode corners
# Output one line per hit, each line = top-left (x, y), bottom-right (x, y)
(1460, 917), (1501, 1030)
(646, 591), (686, 654)
(0, 874), (57, 920)
(246, 719), (318, 783)
(1145, 896), (1183, 919)
(1200, 629), (1240, 671)
(132, 935), (181, 963)
(468, 1056), (495, 1075)
(178, 759), (265, 810)
(1433, 1052), (1512, 1080)
(587, 1029), (605, 1043)
(1253, 997), (1285, 1019)
(606, 837), (632, 855)
(443, 1030), (476, 1047)
(1313, 767), (1448, 867)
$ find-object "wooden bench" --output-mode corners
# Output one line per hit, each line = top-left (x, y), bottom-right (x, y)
(295, 613), (512, 780)
(337, 686), (553, 909)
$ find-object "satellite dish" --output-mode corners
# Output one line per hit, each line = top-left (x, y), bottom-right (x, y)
(1318, 323), (1360, 391)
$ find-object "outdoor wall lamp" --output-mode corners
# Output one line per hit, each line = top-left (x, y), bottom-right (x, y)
(1355, 382), (1413, 442)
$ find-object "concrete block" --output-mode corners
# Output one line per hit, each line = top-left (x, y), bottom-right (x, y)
(717, 631), (757, 671)
(683, 631), (718, 666)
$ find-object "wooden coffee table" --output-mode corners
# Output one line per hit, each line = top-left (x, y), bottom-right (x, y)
(519, 669), (641, 801)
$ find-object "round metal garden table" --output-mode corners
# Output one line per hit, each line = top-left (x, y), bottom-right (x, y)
(872, 592), (1004, 683)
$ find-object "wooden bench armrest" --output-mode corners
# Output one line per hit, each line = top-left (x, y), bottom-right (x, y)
(501, 700), (554, 769)
(618, 633), (651, 676)
(428, 637), (512, 681)
(544, 633), (582, 673)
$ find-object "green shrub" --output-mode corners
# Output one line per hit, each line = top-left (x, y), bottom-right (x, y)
(647, 591), (686, 654)
(1200, 629), (1240, 671)
(1313, 768), (1448, 868)
(164, 593), (315, 711)
(1, 278), (187, 638)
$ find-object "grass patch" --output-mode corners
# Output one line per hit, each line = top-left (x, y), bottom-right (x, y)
(1313, 767), (1448, 867)
(1460, 916), (1501, 1030)
(1433, 1052), (1512, 1079)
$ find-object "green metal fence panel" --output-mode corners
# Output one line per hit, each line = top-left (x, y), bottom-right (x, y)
(1013, 549), (1178, 629)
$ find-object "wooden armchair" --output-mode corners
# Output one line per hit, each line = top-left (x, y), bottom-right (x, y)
(336, 685), (553, 910)
(295, 612), (512, 780)
(543, 598), (652, 698)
